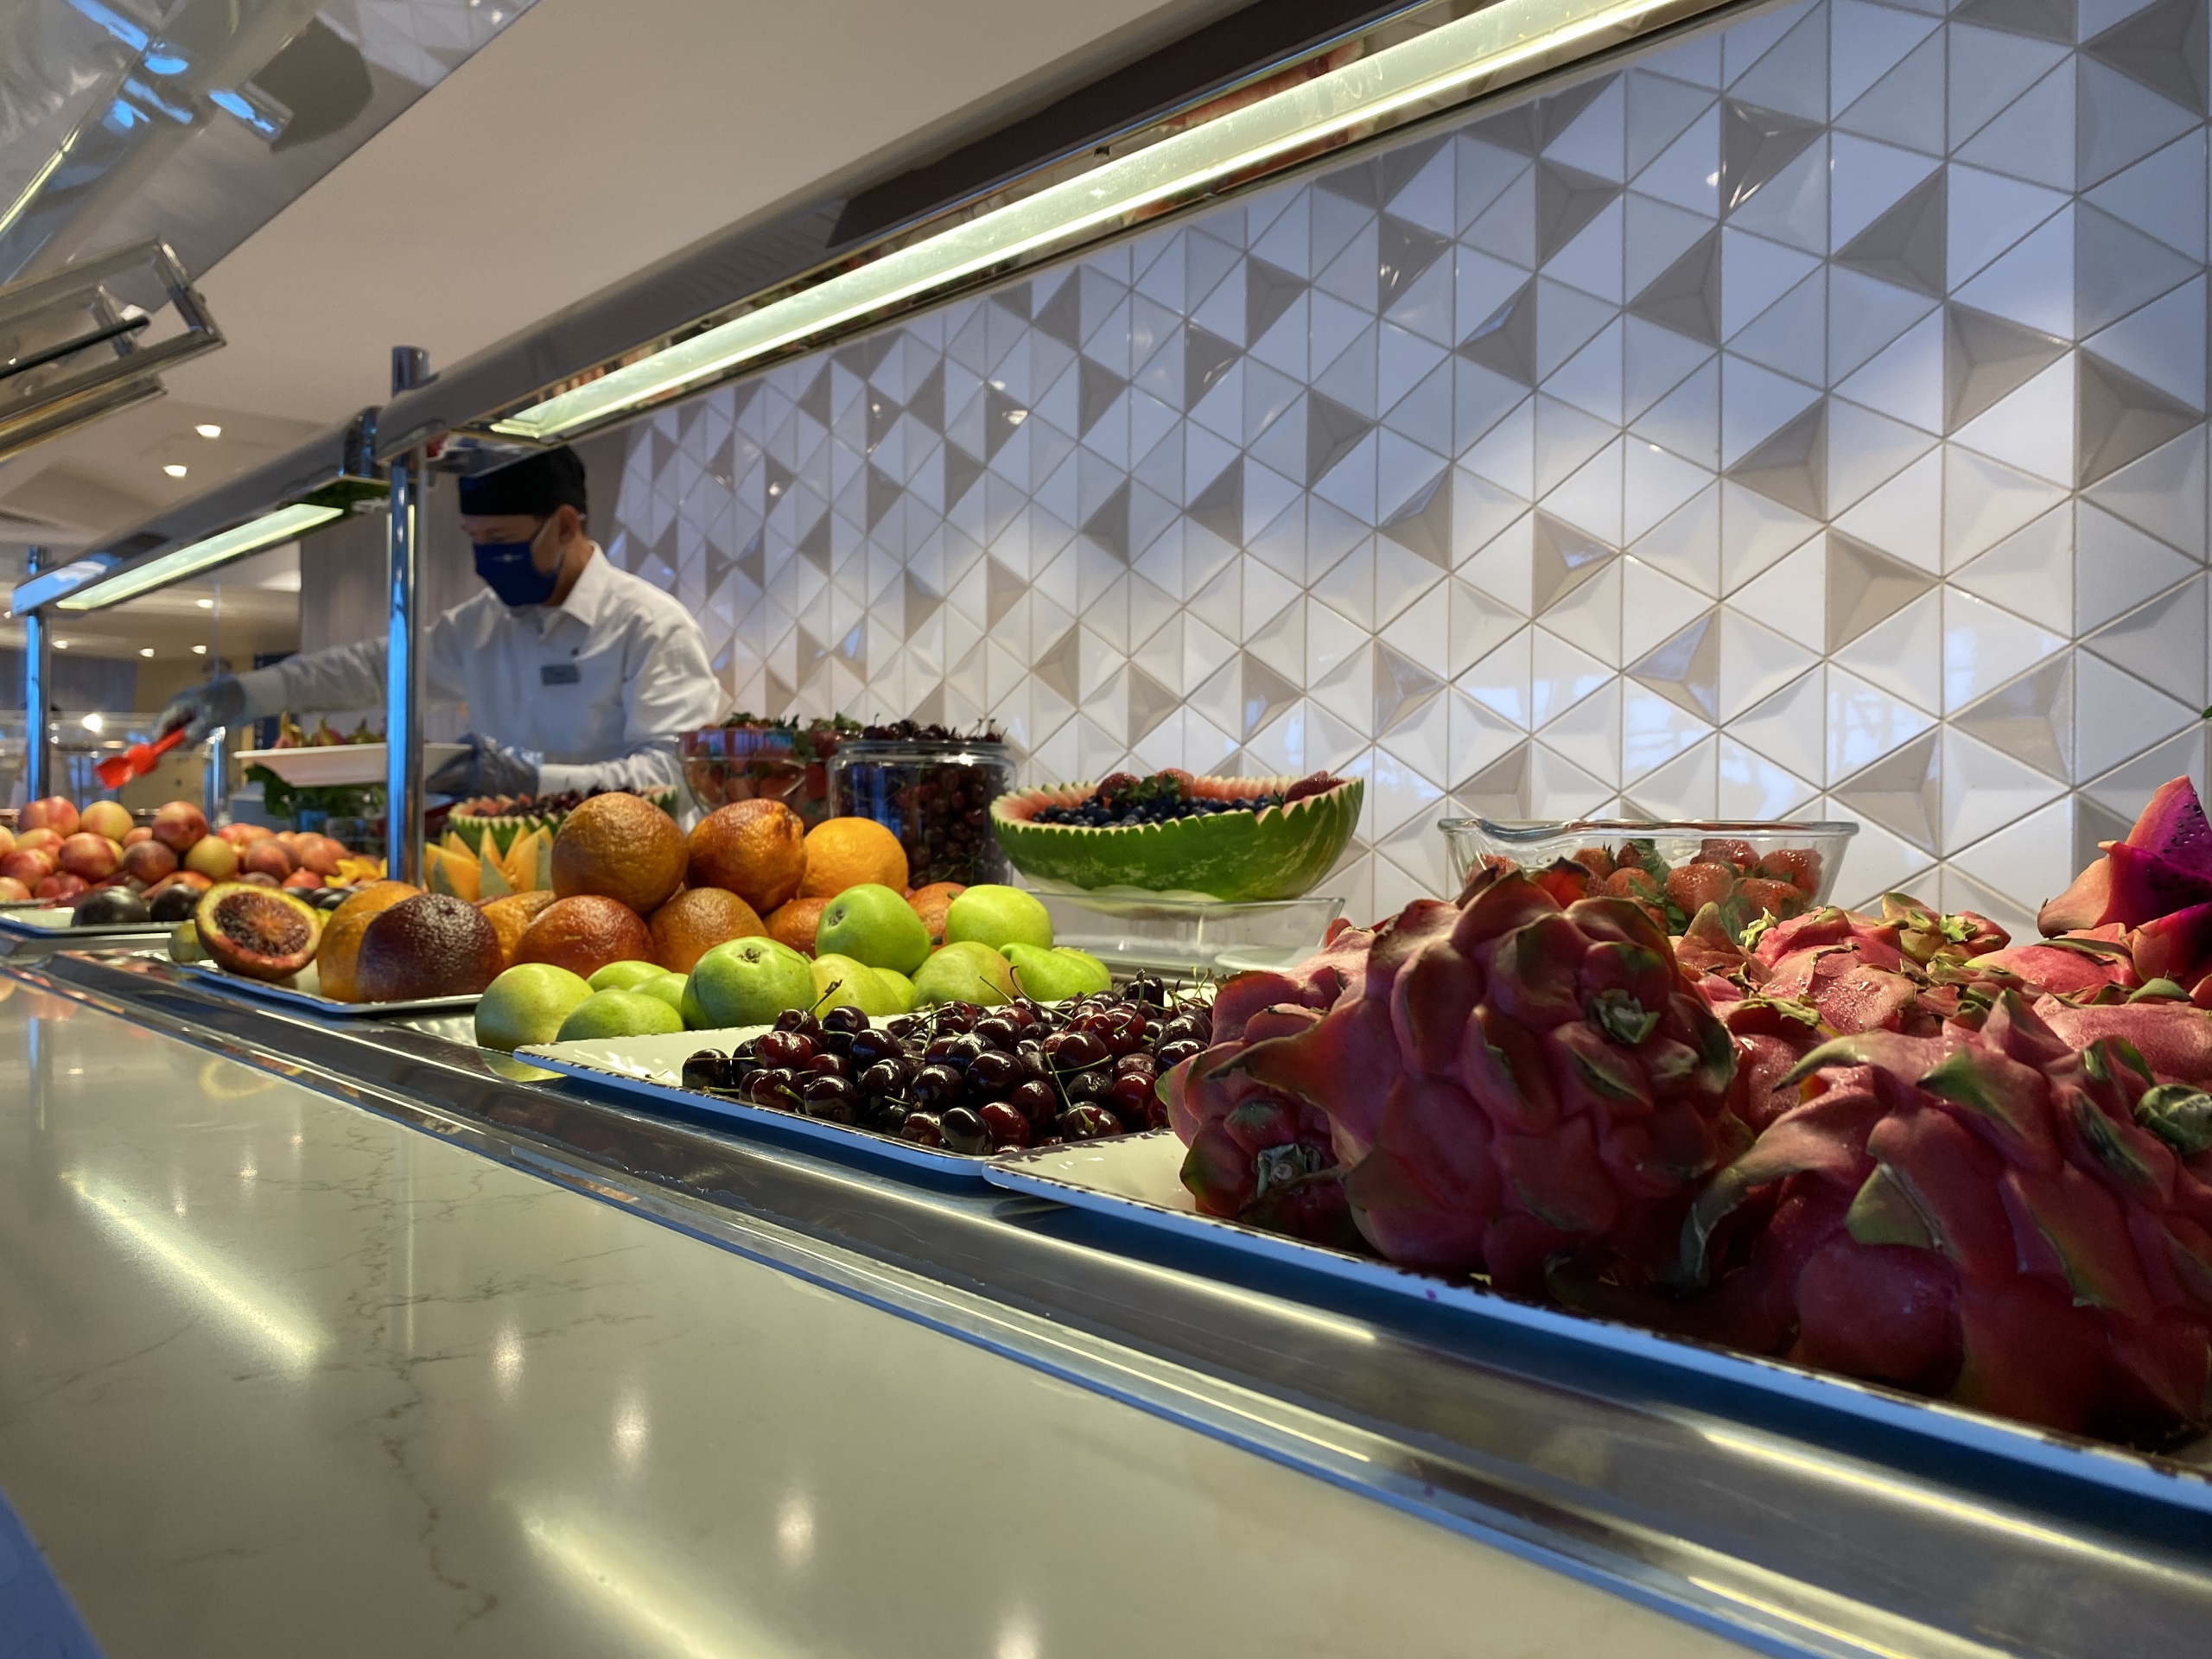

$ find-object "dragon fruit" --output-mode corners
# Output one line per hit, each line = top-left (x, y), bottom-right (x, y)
(1675, 992), (2212, 1439)
(2040, 777), (2212, 934)
(1166, 869), (1744, 1292)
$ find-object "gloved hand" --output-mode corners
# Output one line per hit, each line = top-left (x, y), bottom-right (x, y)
(158, 675), (249, 744)
(426, 733), (540, 799)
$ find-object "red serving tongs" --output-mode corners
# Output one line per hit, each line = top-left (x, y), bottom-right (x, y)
(95, 724), (188, 790)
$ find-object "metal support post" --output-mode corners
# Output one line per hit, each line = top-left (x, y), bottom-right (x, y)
(21, 547), (50, 805)
(385, 346), (431, 882)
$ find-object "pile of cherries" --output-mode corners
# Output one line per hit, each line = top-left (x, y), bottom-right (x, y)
(679, 976), (1213, 1155)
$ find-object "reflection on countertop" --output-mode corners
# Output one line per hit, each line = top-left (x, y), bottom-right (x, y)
(0, 988), (1747, 1658)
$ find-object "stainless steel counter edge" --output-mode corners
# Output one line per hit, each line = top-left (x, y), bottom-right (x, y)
(20, 950), (2212, 1658)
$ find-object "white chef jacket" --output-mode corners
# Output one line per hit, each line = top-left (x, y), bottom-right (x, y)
(236, 546), (726, 795)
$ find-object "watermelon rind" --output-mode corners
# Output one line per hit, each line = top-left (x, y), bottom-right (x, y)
(449, 787), (677, 856)
(992, 775), (1361, 903)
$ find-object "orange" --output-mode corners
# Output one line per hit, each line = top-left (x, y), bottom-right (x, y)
(479, 889), (561, 968)
(315, 880), (420, 1002)
(764, 896), (827, 957)
(689, 800), (807, 913)
(906, 880), (965, 947)
(514, 894), (655, 980)
(551, 792), (686, 914)
(649, 886), (766, 974)
(798, 817), (908, 900)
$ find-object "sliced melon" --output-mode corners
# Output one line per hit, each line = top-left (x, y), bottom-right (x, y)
(992, 774), (1361, 903)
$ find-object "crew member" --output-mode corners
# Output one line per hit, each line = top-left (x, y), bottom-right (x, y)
(161, 446), (723, 798)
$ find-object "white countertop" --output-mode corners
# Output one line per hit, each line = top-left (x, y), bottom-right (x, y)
(0, 982), (1747, 1657)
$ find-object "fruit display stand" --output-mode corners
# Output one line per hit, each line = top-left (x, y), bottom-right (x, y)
(1032, 888), (1344, 977)
(11, 934), (2208, 1659)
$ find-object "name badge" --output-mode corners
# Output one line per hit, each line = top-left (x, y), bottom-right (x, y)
(540, 663), (581, 686)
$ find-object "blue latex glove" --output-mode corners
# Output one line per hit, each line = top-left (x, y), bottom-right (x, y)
(158, 676), (247, 744)
(425, 734), (540, 799)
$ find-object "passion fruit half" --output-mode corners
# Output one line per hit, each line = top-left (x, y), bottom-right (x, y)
(194, 881), (323, 981)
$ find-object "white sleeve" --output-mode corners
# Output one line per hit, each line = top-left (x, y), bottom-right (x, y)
(537, 600), (722, 796)
(232, 610), (470, 721)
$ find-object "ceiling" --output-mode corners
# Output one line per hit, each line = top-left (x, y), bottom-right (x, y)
(0, 0), (1242, 572)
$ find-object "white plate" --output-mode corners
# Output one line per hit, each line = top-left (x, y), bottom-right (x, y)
(237, 742), (466, 788)
(0, 906), (171, 938)
(522, 1026), (990, 1178)
(982, 1136), (2212, 1515)
(179, 959), (481, 1015)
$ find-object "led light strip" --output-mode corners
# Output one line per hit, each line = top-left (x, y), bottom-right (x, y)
(55, 499), (341, 611)
(492, 0), (1681, 441)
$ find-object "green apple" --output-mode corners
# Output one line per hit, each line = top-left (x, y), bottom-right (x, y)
(637, 970), (689, 1018)
(1002, 944), (1110, 1001)
(588, 959), (667, 992)
(815, 881), (931, 973)
(810, 952), (903, 1017)
(474, 963), (594, 1052)
(874, 966), (918, 1014)
(944, 884), (1053, 952)
(912, 940), (1018, 1006)
(681, 977), (710, 1030)
(687, 936), (817, 1029)
(556, 987), (686, 1042)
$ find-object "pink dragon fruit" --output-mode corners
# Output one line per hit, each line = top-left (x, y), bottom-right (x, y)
(1672, 992), (2212, 1439)
(2040, 777), (2212, 934)
(1166, 868), (1744, 1292)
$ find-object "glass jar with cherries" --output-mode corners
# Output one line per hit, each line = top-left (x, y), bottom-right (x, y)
(826, 723), (1015, 887)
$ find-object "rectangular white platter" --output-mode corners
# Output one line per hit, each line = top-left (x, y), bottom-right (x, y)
(0, 906), (171, 939)
(522, 1026), (991, 1178)
(982, 1133), (2212, 1515)
(237, 741), (466, 788)
(178, 958), (480, 1016)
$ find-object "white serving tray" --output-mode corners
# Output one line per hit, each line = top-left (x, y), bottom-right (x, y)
(522, 1025), (991, 1177)
(179, 958), (481, 1015)
(982, 1135), (2212, 1516)
(0, 905), (171, 938)
(237, 741), (466, 788)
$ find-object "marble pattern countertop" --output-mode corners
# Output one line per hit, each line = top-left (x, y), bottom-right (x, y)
(0, 985), (1745, 1656)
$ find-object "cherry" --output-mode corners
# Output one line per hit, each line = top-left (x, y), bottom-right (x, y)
(801, 1075), (858, 1122)
(978, 1101), (1031, 1147)
(759, 1029), (815, 1067)
(939, 1106), (990, 1154)
(1009, 1079), (1058, 1124)
(910, 1065), (963, 1107)
(1155, 1038), (1204, 1068)
(820, 1004), (869, 1038)
(966, 1050), (1019, 1095)
(807, 1052), (851, 1079)
(900, 1112), (944, 1146)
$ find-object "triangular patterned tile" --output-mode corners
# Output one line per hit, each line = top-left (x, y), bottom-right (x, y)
(1838, 727), (1943, 850)
(1631, 480), (1724, 594)
(1719, 477), (1821, 589)
(1717, 735), (1817, 818)
(1942, 445), (2068, 569)
(1728, 4), (1827, 122)
(1629, 608), (1722, 721)
(1624, 441), (1713, 543)
(2085, 278), (2209, 411)
(1831, 587), (1945, 712)
(1625, 193), (1715, 301)
(1955, 63), (2076, 193)
(1953, 356), (2076, 486)
(2083, 573), (2210, 706)
(1445, 577), (1526, 678)
(1540, 555), (1624, 666)
(1534, 158), (1621, 263)
(1944, 305), (2069, 435)
(1529, 743), (1617, 817)
(2086, 426), (2208, 555)
(2078, 57), (2202, 190)
(2075, 501), (2199, 631)
(1718, 607), (1819, 721)
(2077, 350), (2202, 485)
(1830, 0), (1942, 112)
(1439, 688), (1522, 792)
(1733, 536), (1827, 642)
(1833, 302), (1942, 429)
(1720, 352), (1821, 468)
(1633, 104), (1722, 217)
(1455, 739), (1535, 816)
(1948, 798), (2075, 932)
(1530, 627), (1613, 725)
(1625, 737), (1723, 818)
(1720, 228), (1823, 338)
(1948, 168), (2067, 294)
(1729, 664), (1827, 780)
(1954, 653), (2073, 781)
(1729, 133), (1829, 257)
(1620, 683), (1713, 780)
(1541, 319), (1627, 423)
(1728, 398), (1828, 517)
(2082, 725), (2209, 821)
(1827, 398), (1936, 512)
(1543, 196), (1625, 304)
(2077, 203), (2201, 338)
(1464, 511), (1535, 613)
(1940, 726), (2064, 852)
(1532, 393), (1618, 496)
(1728, 270), (1827, 387)
(1948, 22), (2069, 149)
(1630, 351), (1719, 460)
(1541, 439), (1624, 543)
(1832, 818), (1938, 911)
(1951, 208), (2075, 339)
(1719, 99), (1825, 218)
(1627, 68), (1719, 175)
(2083, 0), (2209, 114)
(1827, 137), (1940, 251)
(1530, 510), (1618, 610)
(1834, 168), (1946, 297)
(1835, 32), (1947, 156)
(1942, 590), (2066, 713)
(1540, 682), (1624, 787)
(2085, 132), (2208, 258)
(1949, 504), (2075, 632)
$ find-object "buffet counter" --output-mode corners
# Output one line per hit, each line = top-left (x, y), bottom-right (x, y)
(2, 948), (2208, 1657)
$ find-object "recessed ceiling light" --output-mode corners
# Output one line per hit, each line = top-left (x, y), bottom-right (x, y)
(53, 639), (67, 650)
(195, 423), (221, 439)
(194, 597), (213, 608)
(192, 644), (207, 655)
(138, 647), (154, 658)
(163, 464), (188, 477)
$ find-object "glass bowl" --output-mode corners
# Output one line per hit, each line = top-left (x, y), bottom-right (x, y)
(679, 719), (851, 827)
(1440, 817), (1859, 931)
(829, 738), (1017, 887)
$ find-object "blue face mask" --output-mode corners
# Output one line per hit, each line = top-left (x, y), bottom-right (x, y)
(472, 518), (559, 607)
